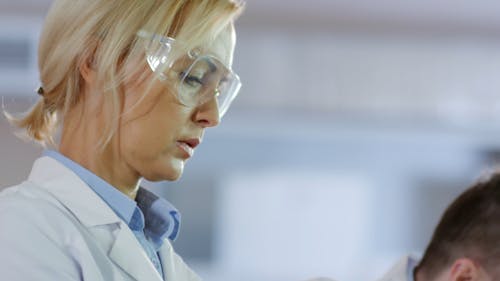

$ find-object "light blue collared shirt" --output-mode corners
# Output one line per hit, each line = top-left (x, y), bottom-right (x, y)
(44, 150), (181, 278)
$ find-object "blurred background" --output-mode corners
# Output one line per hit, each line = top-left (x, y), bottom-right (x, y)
(2, 1), (500, 280)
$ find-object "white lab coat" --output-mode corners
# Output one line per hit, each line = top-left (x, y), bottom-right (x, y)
(0, 156), (201, 281)
(376, 256), (420, 281)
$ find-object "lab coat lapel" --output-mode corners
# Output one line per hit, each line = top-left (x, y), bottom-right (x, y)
(28, 156), (120, 227)
(158, 240), (201, 281)
(108, 222), (163, 281)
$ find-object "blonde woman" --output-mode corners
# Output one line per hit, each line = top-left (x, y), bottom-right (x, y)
(0, 1), (244, 280)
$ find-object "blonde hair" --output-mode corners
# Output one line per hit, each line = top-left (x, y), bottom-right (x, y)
(8, 0), (244, 148)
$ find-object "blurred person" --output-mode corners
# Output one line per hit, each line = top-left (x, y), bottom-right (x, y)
(0, 0), (244, 280)
(376, 173), (500, 281)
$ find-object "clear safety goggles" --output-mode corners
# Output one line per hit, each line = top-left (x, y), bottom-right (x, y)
(137, 30), (241, 118)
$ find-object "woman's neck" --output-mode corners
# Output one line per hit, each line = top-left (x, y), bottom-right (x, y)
(59, 102), (141, 200)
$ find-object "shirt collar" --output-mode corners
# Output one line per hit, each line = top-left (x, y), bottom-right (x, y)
(43, 150), (181, 247)
(136, 187), (182, 249)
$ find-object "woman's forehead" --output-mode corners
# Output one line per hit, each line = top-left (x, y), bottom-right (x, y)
(204, 27), (236, 67)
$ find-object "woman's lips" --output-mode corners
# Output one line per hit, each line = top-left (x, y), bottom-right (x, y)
(176, 138), (200, 158)
(176, 142), (193, 157)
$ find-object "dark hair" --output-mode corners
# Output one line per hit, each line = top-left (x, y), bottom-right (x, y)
(415, 173), (500, 279)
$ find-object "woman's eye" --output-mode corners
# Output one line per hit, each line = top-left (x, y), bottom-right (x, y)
(179, 72), (203, 87)
(185, 75), (203, 86)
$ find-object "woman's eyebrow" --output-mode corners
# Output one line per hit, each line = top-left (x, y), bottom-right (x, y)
(201, 57), (218, 73)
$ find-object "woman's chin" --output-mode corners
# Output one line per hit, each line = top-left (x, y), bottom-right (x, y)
(163, 169), (183, 181)
(144, 159), (185, 182)
(143, 170), (183, 182)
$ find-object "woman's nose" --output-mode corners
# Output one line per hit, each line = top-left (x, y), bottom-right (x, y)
(193, 98), (220, 128)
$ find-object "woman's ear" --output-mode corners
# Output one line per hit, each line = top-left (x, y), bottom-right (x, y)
(79, 52), (96, 84)
(449, 258), (481, 281)
(78, 40), (99, 84)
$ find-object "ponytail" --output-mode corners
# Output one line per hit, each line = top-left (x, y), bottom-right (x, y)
(4, 94), (58, 147)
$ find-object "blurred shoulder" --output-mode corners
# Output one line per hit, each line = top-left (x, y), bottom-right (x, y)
(376, 255), (419, 281)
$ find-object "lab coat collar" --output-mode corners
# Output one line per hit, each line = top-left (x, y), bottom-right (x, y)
(28, 156), (120, 227)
